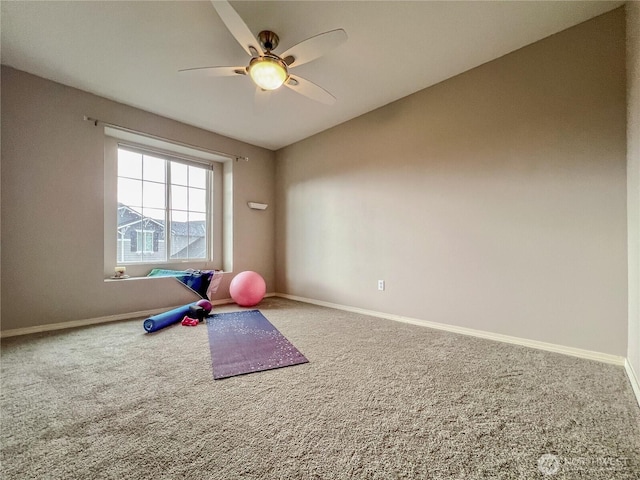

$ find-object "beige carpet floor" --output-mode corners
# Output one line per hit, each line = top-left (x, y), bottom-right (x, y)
(1, 297), (639, 479)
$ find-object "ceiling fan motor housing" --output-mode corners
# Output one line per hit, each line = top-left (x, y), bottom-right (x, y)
(258, 30), (280, 52)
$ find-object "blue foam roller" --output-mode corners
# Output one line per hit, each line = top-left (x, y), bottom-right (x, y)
(143, 302), (197, 333)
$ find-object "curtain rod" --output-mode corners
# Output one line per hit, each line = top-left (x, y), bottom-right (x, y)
(83, 116), (249, 162)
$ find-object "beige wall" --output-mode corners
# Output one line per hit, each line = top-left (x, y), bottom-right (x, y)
(627, 1), (640, 378)
(0, 8), (633, 364)
(275, 9), (628, 356)
(1, 66), (275, 331)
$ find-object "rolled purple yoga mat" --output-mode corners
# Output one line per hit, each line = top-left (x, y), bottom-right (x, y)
(143, 302), (197, 333)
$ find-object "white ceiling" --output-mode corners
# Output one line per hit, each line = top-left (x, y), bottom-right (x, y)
(1, 1), (623, 150)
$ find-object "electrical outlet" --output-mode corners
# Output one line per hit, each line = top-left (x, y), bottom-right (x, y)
(378, 280), (385, 291)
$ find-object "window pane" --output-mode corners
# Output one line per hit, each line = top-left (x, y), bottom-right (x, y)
(169, 212), (207, 260)
(189, 211), (207, 259)
(189, 212), (206, 222)
(170, 209), (188, 223)
(143, 207), (165, 222)
(117, 220), (142, 263)
(118, 177), (142, 207)
(189, 166), (207, 188)
(189, 213), (207, 258)
(171, 185), (188, 211)
(186, 238), (206, 259)
(189, 187), (207, 212)
(143, 155), (165, 182)
(118, 149), (142, 179)
(142, 208), (165, 262)
(171, 162), (188, 186)
(170, 210), (189, 259)
(143, 181), (165, 209)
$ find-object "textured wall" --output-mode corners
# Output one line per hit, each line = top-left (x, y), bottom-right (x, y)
(275, 9), (628, 356)
(1, 67), (276, 331)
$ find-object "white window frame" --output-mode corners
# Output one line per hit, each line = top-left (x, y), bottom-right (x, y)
(104, 128), (229, 278)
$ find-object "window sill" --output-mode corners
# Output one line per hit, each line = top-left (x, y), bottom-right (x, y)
(104, 272), (226, 283)
(104, 275), (150, 283)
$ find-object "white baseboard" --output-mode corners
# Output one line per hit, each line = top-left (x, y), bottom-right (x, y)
(625, 359), (640, 407)
(0, 294), (271, 339)
(0, 292), (630, 375)
(0, 306), (177, 338)
(276, 293), (627, 367)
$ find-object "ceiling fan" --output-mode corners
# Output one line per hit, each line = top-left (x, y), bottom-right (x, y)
(180, 0), (347, 105)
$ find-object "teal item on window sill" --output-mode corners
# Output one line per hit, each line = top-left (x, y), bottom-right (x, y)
(147, 268), (221, 300)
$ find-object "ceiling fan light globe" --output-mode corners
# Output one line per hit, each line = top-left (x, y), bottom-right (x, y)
(248, 57), (288, 91)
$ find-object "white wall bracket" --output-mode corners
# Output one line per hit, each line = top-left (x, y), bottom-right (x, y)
(248, 202), (268, 210)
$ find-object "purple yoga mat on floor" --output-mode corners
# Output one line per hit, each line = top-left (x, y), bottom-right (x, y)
(207, 310), (309, 380)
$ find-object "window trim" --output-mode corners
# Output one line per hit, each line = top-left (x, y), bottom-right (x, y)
(104, 131), (228, 279)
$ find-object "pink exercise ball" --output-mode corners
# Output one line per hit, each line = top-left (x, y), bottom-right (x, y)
(229, 271), (266, 307)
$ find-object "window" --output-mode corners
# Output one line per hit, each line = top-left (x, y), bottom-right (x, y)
(104, 128), (230, 278)
(116, 146), (212, 264)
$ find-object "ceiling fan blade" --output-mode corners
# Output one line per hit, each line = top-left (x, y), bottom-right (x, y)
(179, 66), (246, 77)
(285, 75), (336, 105)
(281, 29), (347, 68)
(211, 0), (262, 57)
